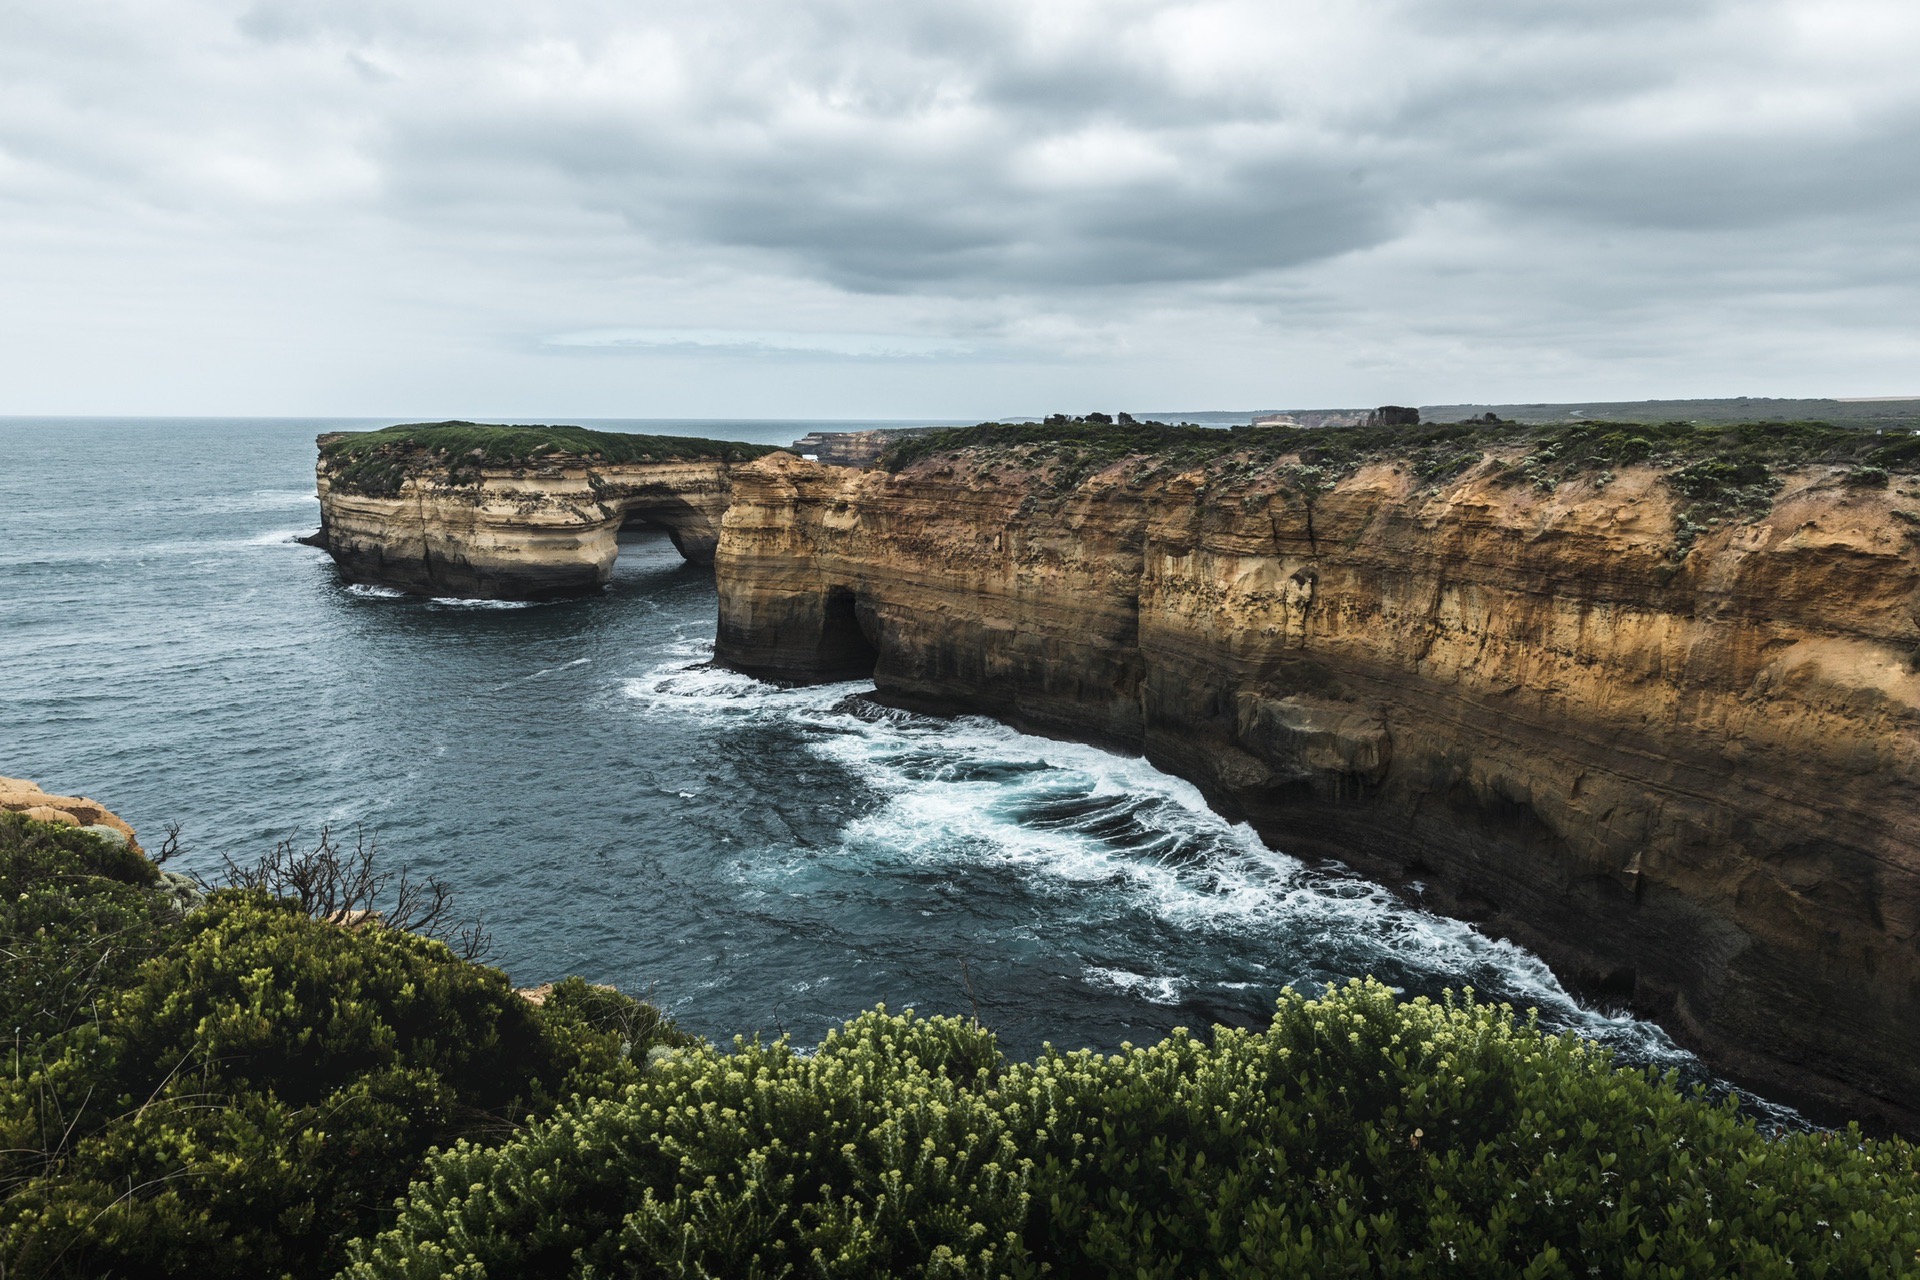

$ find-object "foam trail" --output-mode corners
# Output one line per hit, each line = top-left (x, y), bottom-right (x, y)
(628, 642), (1805, 1127)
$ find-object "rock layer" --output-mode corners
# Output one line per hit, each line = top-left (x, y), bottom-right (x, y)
(314, 443), (743, 598)
(715, 448), (1920, 1131)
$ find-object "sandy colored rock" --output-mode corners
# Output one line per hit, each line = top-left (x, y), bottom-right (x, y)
(22, 805), (79, 826)
(2, 775), (141, 850)
(714, 447), (1920, 1132)
(314, 447), (754, 599)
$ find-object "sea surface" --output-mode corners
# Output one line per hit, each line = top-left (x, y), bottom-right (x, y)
(0, 416), (1787, 1112)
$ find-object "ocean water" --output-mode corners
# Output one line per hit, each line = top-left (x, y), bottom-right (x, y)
(0, 417), (1785, 1111)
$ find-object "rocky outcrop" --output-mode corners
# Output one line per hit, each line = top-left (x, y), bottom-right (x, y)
(715, 448), (1920, 1131)
(1, 774), (142, 851)
(314, 443), (747, 598)
(789, 427), (940, 469)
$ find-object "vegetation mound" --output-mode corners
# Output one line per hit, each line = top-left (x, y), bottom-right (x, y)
(0, 814), (690, 1280)
(320, 422), (781, 497)
(6, 809), (1918, 1278)
(349, 982), (1920, 1278)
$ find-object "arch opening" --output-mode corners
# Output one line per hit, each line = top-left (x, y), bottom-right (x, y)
(816, 586), (880, 681)
(616, 498), (719, 565)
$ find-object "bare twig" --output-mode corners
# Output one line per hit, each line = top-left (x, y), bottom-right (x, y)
(960, 959), (984, 1029)
(210, 827), (492, 962)
(153, 822), (185, 867)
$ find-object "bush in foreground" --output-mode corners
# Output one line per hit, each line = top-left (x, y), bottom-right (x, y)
(9, 811), (1920, 1277)
(350, 980), (1920, 1278)
(0, 817), (690, 1280)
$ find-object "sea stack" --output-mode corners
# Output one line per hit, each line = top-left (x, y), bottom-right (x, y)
(310, 422), (779, 599)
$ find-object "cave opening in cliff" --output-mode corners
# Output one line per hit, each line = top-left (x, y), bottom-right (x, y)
(817, 586), (880, 680)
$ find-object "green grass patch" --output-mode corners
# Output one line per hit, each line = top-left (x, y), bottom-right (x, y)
(321, 422), (781, 497)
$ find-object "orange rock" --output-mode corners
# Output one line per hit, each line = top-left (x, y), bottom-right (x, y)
(714, 447), (1920, 1133)
(2, 775), (141, 851)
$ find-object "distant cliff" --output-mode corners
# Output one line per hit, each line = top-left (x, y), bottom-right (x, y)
(714, 420), (1920, 1130)
(311, 422), (778, 598)
(788, 427), (942, 469)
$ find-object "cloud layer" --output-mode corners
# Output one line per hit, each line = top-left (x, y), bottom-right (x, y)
(2, 0), (1916, 415)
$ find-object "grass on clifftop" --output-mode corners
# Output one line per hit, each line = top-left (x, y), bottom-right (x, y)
(321, 421), (781, 497)
(882, 415), (1920, 483)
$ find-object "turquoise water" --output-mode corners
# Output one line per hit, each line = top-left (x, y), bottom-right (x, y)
(0, 416), (1783, 1111)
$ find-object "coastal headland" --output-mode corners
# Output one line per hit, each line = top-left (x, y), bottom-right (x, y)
(712, 418), (1920, 1130)
(313, 414), (1920, 1130)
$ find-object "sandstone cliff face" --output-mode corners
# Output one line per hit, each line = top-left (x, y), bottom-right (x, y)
(716, 449), (1920, 1130)
(315, 449), (739, 598)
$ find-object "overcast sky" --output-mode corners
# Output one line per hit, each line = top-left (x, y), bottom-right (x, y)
(3, 0), (1917, 418)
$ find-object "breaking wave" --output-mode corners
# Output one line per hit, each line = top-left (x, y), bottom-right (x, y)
(622, 640), (1801, 1130)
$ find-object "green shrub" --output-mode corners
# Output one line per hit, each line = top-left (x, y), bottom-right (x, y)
(0, 883), (684, 1280)
(348, 980), (1920, 1279)
(321, 423), (780, 498)
(0, 812), (176, 1052)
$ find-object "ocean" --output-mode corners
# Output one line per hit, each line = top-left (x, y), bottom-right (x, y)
(0, 416), (1778, 1108)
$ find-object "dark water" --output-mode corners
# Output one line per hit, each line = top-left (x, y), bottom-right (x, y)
(0, 417), (1787, 1111)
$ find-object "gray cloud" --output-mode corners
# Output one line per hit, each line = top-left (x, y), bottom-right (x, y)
(0, 0), (1915, 415)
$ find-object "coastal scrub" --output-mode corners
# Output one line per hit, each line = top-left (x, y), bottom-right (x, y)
(349, 980), (1920, 1278)
(321, 422), (780, 498)
(0, 816), (689, 1280)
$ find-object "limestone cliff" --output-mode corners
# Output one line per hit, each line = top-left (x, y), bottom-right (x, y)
(715, 441), (1920, 1130)
(311, 423), (776, 598)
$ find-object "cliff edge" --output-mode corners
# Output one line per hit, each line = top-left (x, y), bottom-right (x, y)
(713, 419), (1920, 1130)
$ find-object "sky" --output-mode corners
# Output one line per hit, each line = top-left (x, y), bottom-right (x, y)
(3, 0), (1917, 419)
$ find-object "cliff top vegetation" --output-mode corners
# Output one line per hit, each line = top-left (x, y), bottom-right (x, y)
(882, 414), (1920, 481)
(884, 417), (1920, 550)
(321, 421), (781, 497)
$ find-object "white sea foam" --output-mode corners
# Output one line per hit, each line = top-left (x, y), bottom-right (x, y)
(245, 527), (322, 547)
(427, 596), (539, 609)
(620, 647), (868, 721)
(1085, 967), (1188, 1005)
(620, 642), (1770, 1095)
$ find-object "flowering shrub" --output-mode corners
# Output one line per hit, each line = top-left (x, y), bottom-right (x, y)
(9, 813), (1920, 1278)
(352, 981), (1920, 1278)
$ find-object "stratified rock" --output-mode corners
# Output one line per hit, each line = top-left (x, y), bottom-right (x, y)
(714, 447), (1920, 1132)
(788, 427), (939, 469)
(311, 427), (778, 599)
(317, 458), (740, 598)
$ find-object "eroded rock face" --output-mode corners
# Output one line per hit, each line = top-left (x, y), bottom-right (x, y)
(715, 449), (1920, 1131)
(314, 448), (742, 598)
